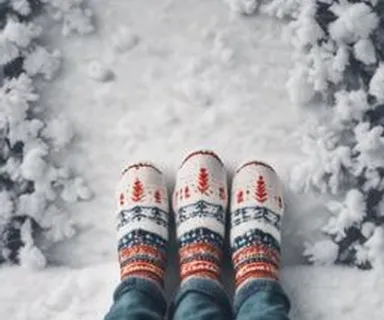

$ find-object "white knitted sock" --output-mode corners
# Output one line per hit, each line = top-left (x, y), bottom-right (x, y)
(116, 163), (169, 287)
(173, 151), (228, 284)
(231, 161), (284, 290)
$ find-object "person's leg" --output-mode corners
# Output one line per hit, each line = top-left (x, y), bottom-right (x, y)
(231, 161), (291, 320)
(169, 151), (233, 320)
(105, 163), (169, 320)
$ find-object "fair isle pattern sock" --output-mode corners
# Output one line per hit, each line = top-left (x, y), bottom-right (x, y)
(231, 161), (284, 291)
(117, 163), (169, 288)
(173, 151), (227, 284)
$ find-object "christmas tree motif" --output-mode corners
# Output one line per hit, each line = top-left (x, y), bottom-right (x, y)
(154, 190), (161, 204)
(197, 167), (209, 194)
(184, 186), (190, 199)
(255, 175), (267, 203)
(119, 193), (125, 206)
(131, 178), (144, 202)
(219, 187), (226, 200)
(237, 190), (244, 204)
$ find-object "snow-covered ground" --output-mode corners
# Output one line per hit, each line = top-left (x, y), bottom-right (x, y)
(1, 0), (381, 319)
(2, 263), (383, 320)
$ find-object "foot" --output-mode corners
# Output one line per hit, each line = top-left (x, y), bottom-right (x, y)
(173, 150), (228, 284)
(116, 163), (169, 288)
(231, 161), (284, 291)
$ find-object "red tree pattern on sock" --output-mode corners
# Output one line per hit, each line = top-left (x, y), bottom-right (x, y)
(255, 176), (267, 203)
(237, 190), (244, 204)
(219, 187), (226, 200)
(131, 178), (144, 202)
(185, 186), (190, 199)
(154, 190), (161, 204)
(197, 168), (209, 194)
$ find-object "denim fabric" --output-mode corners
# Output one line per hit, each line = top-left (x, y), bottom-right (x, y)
(234, 279), (291, 320)
(104, 277), (167, 320)
(169, 277), (233, 320)
(105, 277), (290, 320)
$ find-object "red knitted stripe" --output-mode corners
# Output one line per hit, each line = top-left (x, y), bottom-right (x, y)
(179, 243), (222, 260)
(232, 245), (280, 266)
(181, 150), (224, 168)
(180, 260), (221, 282)
(235, 262), (278, 288)
(234, 257), (280, 273)
(181, 267), (220, 282)
(236, 161), (275, 174)
(120, 262), (165, 283)
(237, 262), (277, 275)
(119, 245), (166, 264)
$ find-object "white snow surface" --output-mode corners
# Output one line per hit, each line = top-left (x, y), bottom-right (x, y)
(1, 264), (383, 320)
(1, 0), (381, 318)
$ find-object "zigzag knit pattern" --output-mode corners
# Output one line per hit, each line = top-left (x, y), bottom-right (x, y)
(117, 163), (169, 288)
(231, 161), (284, 290)
(174, 151), (227, 284)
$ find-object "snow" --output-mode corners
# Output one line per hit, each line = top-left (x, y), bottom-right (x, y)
(323, 189), (366, 241)
(304, 239), (339, 266)
(1, 0), (383, 318)
(1, 264), (384, 320)
(329, 2), (379, 43)
(224, 0), (259, 15)
(20, 147), (48, 181)
(111, 27), (139, 53)
(334, 90), (371, 123)
(10, 0), (32, 16)
(354, 122), (384, 170)
(369, 64), (384, 103)
(24, 46), (61, 80)
(87, 60), (112, 82)
(353, 39), (377, 65)
(42, 0), (94, 36)
(19, 219), (47, 270)
(3, 19), (40, 48)
(42, 115), (74, 150)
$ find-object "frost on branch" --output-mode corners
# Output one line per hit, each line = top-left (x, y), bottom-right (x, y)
(23, 46), (61, 80)
(329, 3), (378, 44)
(270, 0), (384, 268)
(0, 18), (41, 65)
(353, 122), (384, 171)
(369, 64), (384, 103)
(323, 189), (366, 242)
(304, 239), (339, 266)
(41, 0), (94, 36)
(0, 0), (92, 267)
(230, 0), (384, 269)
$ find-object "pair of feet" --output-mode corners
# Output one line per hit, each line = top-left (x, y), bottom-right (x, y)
(117, 150), (284, 292)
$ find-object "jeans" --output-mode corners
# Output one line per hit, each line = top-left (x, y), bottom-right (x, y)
(105, 277), (291, 320)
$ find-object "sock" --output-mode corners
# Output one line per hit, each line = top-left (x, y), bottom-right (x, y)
(116, 163), (169, 288)
(173, 151), (228, 284)
(231, 161), (284, 291)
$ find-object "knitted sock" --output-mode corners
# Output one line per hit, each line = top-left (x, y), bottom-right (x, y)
(231, 161), (284, 291)
(173, 151), (228, 284)
(117, 163), (169, 288)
